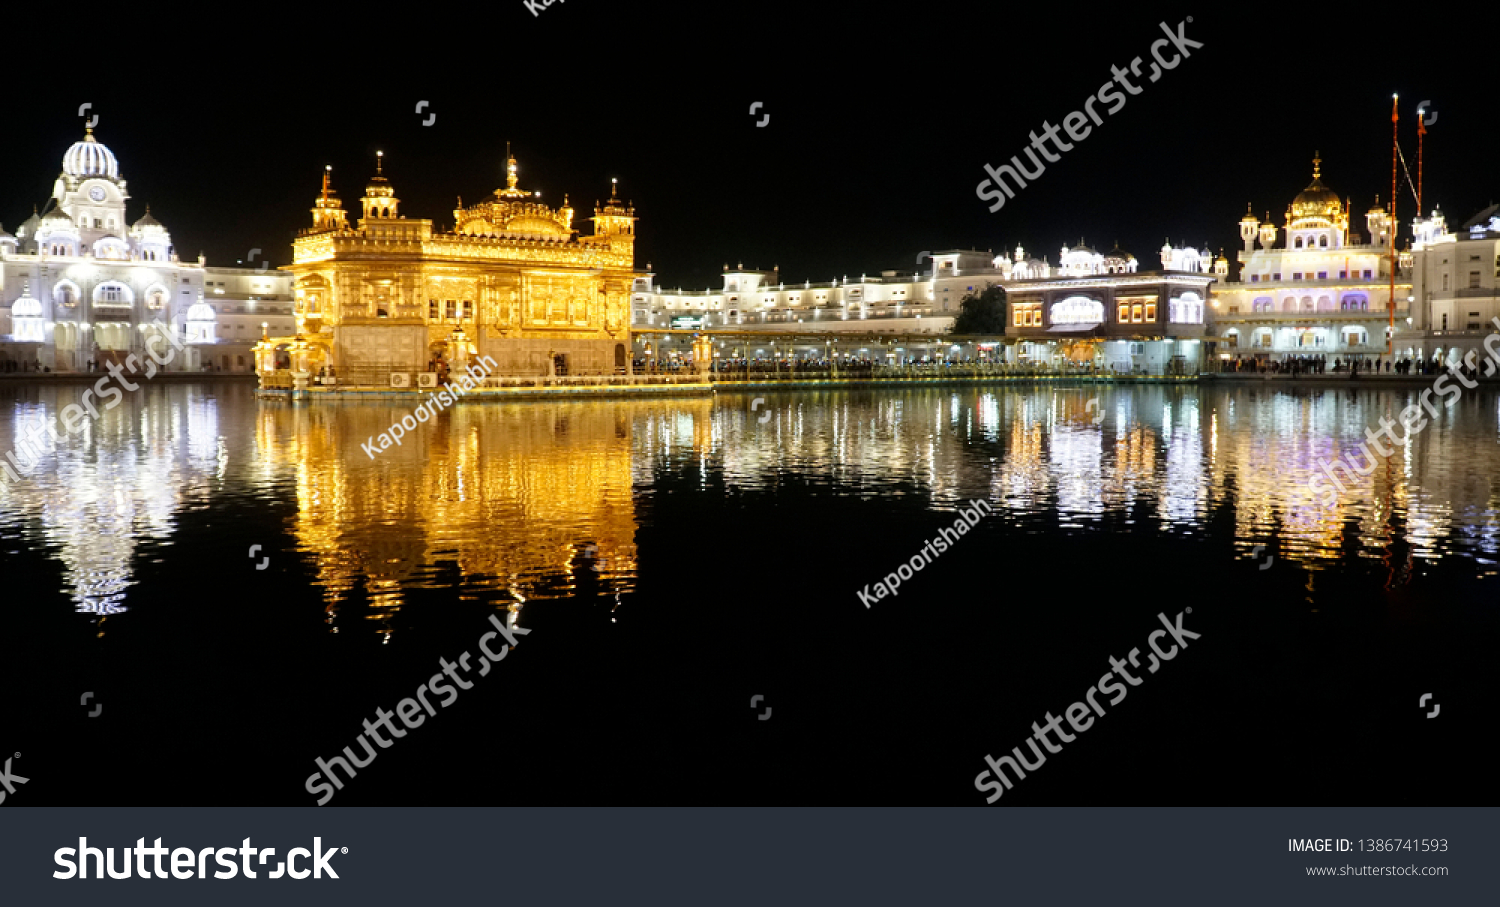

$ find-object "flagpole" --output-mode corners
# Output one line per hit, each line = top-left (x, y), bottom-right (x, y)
(1389, 95), (1398, 357)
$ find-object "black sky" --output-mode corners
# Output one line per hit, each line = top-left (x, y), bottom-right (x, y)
(5, 4), (1500, 289)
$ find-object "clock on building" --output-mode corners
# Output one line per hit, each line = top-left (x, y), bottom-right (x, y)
(88, 185), (106, 202)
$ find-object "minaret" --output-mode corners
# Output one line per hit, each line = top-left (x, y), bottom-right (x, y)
(1367, 195), (1390, 249)
(1238, 204), (1259, 254)
(1258, 211), (1277, 250)
(310, 166), (349, 232)
(590, 178), (637, 253)
(360, 151), (399, 221)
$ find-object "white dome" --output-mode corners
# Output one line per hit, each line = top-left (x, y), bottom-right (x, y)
(186, 302), (216, 322)
(63, 130), (119, 179)
(12, 297), (41, 317)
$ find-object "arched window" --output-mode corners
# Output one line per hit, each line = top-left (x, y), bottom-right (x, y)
(1282, 298), (1295, 312)
(1050, 296), (1104, 324)
(1319, 235), (1328, 248)
(93, 282), (133, 307)
(1294, 237), (1304, 249)
(1169, 292), (1203, 323)
(12, 297), (44, 342)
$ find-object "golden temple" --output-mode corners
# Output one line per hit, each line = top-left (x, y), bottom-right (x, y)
(269, 145), (638, 383)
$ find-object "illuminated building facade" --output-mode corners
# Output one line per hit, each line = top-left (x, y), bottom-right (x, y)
(1405, 205), (1500, 365)
(1208, 155), (1410, 362)
(633, 242), (1221, 368)
(279, 149), (636, 382)
(0, 129), (294, 372)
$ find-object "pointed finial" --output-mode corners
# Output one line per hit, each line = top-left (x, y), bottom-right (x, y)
(376, 150), (383, 175)
(1312, 151), (1321, 179)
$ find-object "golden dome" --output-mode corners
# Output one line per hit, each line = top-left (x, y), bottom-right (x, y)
(1290, 153), (1341, 219)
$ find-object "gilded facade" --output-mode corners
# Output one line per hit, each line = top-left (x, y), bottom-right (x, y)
(280, 148), (636, 380)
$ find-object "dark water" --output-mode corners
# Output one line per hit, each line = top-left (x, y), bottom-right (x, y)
(2, 380), (1494, 804)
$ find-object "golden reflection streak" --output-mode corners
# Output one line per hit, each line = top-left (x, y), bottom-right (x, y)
(252, 398), (715, 630)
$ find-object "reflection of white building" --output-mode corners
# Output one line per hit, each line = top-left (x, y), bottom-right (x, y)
(0, 384), (224, 616)
(1208, 155), (1409, 363)
(1404, 205), (1500, 366)
(0, 128), (294, 372)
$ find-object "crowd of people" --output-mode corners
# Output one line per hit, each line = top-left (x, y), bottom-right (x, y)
(1, 359), (47, 373)
(1221, 354), (1479, 377)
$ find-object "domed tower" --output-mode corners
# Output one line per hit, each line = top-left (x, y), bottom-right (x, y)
(1366, 195), (1391, 249)
(310, 165), (349, 233)
(1258, 212), (1278, 250)
(50, 126), (130, 248)
(1238, 204), (1259, 254)
(590, 178), (636, 256)
(1285, 153), (1347, 249)
(360, 151), (400, 221)
(129, 205), (173, 262)
(35, 202), (80, 256)
(1102, 241), (1136, 274)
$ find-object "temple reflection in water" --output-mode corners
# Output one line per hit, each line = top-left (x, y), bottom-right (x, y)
(0, 385), (225, 616)
(253, 396), (672, 627)
(7, 383), (1500, 628)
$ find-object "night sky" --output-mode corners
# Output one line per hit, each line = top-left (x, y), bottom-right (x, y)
(6, 5), (1499, 290)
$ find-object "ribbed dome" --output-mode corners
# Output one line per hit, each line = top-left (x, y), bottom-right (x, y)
(133, 207), (164, 229)
(1292, 179), (1340, 214)
(186, 302), (217, 322)
(1290, 154), (1340, 219)
(62, 129), (119, 179)
(40, 203), (75, 225)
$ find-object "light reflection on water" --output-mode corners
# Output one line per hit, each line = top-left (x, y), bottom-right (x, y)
(5, 381), (1500, 626)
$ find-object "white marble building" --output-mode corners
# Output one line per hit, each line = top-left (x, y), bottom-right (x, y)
(1207, 155), (1409, 364)
(0, 128), (294, 372)
(631, 241), (1220, 366)
(1403, 205), (1500, 366)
